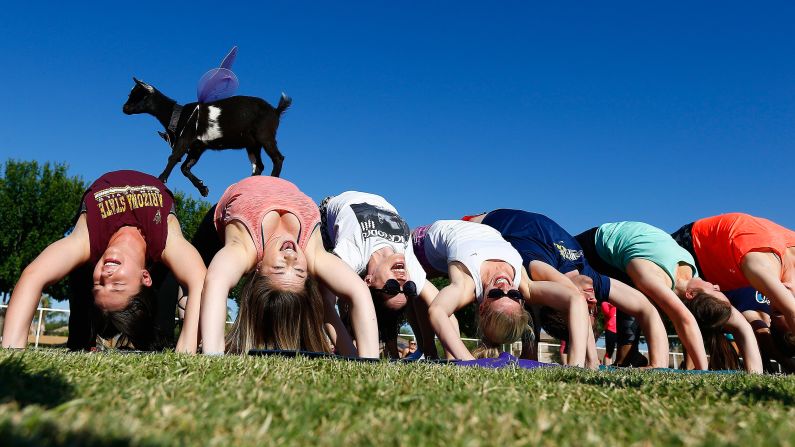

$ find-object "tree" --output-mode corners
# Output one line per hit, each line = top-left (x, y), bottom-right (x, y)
(0, 160), (86, 301)
(172, 191), (212, 241)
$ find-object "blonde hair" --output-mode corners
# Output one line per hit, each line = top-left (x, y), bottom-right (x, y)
(472, 302), (530, 359)
(225, 273), (331, 354)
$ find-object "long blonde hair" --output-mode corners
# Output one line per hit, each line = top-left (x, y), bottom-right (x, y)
(225, 273), (331, 354)
(472, 302), (531, 359)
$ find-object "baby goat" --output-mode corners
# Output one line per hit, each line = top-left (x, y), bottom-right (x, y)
(122, 78), (292, 196)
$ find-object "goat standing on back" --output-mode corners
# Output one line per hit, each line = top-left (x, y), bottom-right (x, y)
(122, 78), (292, 196)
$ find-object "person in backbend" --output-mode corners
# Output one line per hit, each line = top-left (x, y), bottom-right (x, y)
(463, 209), (669, 368)
(199, 176), (379, 357)
(574, 221), (762, 372)
(413, 219), (592, 367)
(318, 191), (457, 359)
(2, 170), (206, 352)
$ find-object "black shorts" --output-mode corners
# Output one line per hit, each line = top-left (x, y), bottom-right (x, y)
(604, 330), (617, 357)
(670, 222), (706, 281)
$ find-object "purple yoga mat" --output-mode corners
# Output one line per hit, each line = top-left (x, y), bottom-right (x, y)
(456, 352), (555, 369)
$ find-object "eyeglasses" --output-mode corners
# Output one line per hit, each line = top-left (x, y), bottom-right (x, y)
(486, 288), (523, 303)
(371, 279), (418, 298)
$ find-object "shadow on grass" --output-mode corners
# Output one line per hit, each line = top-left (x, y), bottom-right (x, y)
(0, 420), (140, 447)
(0, 356), (74, 408)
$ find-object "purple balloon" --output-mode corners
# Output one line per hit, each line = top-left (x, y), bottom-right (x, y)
(197, 46), (240, 103)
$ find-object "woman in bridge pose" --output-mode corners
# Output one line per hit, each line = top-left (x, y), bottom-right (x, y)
(575, 221), (761, 372)
(414, 219), (592, 367)
(199, 176), (379, 357)
(2, 170), (206, 352)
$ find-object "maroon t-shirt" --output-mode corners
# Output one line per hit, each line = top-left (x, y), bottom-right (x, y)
(82, 170), (175, 265)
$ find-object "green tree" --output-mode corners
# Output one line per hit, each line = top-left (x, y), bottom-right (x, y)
(172, 191), (211, 241)
(0, 160), (86, 301)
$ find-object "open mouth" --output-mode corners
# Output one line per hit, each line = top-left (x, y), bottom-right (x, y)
(280, 241), (296, 251)
(390, 261), (407, 279)
(493, 275), (512, 287)
(104, 258), (121, 267)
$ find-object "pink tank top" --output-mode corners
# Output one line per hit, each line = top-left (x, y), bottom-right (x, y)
(214, 176), (320, 262)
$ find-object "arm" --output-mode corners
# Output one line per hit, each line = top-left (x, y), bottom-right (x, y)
(310, 248), (379, 358)
(162, 216), (207, 353)
(528, 261), (583, 297)
(625, 259), (708, 370)
(2, 216), (90, 348)
(412, 281), (442, 358)
(199, 242), (251, 354)
(428, 263), (477, 360)
(741, 252), (795, 335)
(723, 307), (763, 373)
(319, 285), (356, 356)
(607, 279), (670, 368)
(524, 279), (590, 368)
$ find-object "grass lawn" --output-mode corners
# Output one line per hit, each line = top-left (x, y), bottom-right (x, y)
(1, 350), (794, 446)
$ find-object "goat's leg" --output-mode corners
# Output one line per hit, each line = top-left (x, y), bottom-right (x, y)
(246, 146), (265, 176)
(262, 140), (285, 177)
(180, 147), (210, 197)
(159, 150), (184, 183)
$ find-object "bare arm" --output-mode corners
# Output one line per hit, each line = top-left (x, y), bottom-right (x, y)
(319, 285), (356, 356)
(626, 259), (708, 370)
(199, 242), (251, 354)
(607, 279), (670, 368)
(309, 242), (379, 358)
(3, 216), (90, 348)
(412, 281), (441, 358)
(723, 307), (763, 373)
(162, 217), (207, 353)
(428, 263), (477, 360)
(525, 279), (590, 368)
(741, 252), (795, 335)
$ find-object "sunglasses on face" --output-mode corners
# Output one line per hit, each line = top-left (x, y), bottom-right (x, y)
(486, 288), (523, 303)
(371, 279), (418, 298)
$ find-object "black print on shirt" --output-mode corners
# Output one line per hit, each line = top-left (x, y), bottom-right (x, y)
(350, 203), (409, 244)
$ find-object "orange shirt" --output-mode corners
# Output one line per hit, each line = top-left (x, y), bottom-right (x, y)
(691, 213), (795, 290)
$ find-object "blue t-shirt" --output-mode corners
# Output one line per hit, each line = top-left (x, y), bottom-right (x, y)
(481, 209), (611, 302)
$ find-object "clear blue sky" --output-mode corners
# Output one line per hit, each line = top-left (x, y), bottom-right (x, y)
(2, 1), (794, 235)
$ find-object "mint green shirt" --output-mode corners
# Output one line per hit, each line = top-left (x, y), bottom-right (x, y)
(595, 221), (697, 290)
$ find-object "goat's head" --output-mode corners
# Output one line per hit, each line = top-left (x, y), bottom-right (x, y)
(122, 78), (158, 115)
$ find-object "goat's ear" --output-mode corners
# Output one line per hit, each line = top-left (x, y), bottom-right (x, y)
(134, 77), (154, 93)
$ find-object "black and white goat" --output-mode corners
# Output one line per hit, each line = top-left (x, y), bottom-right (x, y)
(122, 78), (292, 196)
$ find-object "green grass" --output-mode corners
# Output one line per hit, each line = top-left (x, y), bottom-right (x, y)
(1, 351), (794, 446)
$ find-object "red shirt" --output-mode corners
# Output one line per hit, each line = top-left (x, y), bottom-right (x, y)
(691, 213), (795, 290)
(601, 302), (617, 333)
(82, 170), (174, 265)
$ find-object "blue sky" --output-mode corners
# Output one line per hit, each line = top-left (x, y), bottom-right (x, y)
(2, 1), (794, 236)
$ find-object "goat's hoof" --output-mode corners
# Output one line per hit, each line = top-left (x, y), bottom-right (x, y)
(198, 185), (209, 197)
(158, 175), (169, 183)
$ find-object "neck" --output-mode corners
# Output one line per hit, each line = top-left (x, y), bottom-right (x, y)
(367, 246), (396, 275)
(673, 263), (693, 298)
(153, 94), (180, 129)
(480, 260), (513, 287)
(107, 227), (147, 261)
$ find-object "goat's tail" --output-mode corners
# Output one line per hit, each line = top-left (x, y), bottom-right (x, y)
(276, 92), (292, 115)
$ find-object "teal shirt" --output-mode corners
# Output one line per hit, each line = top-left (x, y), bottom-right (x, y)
(595, 221), (697, 290)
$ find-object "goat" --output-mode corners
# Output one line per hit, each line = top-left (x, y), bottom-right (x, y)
(122, 78), (292, 196)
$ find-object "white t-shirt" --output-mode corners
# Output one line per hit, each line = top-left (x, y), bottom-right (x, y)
(416, 220), (523, 303)
(323, 191), (426, 292)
